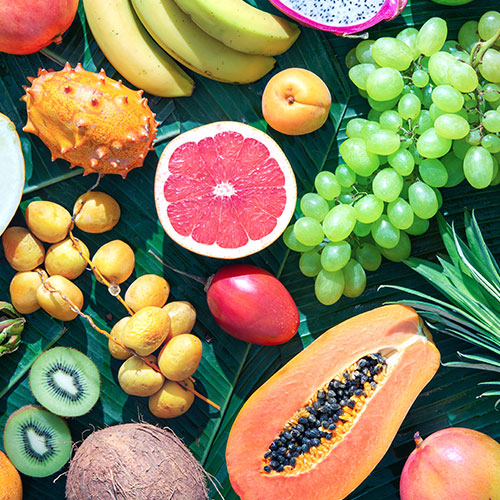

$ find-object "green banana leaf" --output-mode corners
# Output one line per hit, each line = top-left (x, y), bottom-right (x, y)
(1, 0), (500, 499)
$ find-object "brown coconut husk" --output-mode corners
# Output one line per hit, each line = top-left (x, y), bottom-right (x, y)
(65, 423), (209, 500)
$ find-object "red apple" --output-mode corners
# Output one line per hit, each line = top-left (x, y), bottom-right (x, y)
(0, 0), (78, 55)
(400, 427), (500, 500)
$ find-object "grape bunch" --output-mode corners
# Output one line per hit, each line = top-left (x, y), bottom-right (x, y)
(284, 12), (500, 306)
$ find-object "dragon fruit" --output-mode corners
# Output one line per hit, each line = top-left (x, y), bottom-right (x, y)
(22, 63), (158, 178)
(268, 0), (407, 35)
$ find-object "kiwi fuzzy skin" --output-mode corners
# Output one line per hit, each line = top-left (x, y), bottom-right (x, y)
(66, 423), (209, 500)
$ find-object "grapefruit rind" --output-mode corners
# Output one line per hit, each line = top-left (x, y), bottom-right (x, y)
(0, 114), (25, 236)
(154, 121), (297, 259)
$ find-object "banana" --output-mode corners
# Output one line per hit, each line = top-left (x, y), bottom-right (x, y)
(83, 0), (194, 97)
(173, 0), (300, 56)
(131, 0), (275, 84)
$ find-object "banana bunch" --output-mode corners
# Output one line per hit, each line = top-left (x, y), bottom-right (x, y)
(83, 0), (300, 95)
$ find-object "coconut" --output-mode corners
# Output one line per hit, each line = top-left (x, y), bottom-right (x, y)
(65, 423), (208, 500)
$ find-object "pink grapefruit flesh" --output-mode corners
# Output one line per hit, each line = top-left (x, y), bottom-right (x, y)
(155, 121), (297, 259)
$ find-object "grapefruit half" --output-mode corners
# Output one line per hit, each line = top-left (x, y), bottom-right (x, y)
(0, 113), (25, 235)
(155, 121), (296, 259)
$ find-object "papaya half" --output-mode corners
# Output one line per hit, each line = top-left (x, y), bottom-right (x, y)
(226, 305), (440, 500)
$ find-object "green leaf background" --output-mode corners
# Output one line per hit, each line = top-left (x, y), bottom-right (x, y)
(1, 1), (500, 499)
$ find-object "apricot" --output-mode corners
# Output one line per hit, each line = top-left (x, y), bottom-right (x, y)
(157, 333), (202, 381)
(118, 355), (164, 397)
(36, 275), (84, 321)
(108, 317), (132, 360)
(148, 379), (194, 419)
(162, 301), (196, 337)
(9, 270), (47, 314)
(73, 191), (121, 234)
(2, 227), (45, 271)
(25, 200), (72, 243)
(125, 274), (170, 312)
(44, 237), (89, 280)
(92, 240), (135, 284)
(262, 68), (331, 135)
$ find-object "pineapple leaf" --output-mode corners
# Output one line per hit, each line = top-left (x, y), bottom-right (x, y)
(443, 361), (500, 373)
(437, 212), (467, 272)
(478, 381), (500, 386)
(456, 351), (500, 367)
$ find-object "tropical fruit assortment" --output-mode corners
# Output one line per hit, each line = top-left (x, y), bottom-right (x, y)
(1, 1), (500, 500)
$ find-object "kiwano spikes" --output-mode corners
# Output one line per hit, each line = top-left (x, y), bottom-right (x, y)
(23, 64), (157, 177)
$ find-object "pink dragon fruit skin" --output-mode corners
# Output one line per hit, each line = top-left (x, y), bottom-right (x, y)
(268, 0), (408, 35)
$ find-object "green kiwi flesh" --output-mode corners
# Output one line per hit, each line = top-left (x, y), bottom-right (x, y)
(3, 405), (72, 477)
(29, 347), (100, 417)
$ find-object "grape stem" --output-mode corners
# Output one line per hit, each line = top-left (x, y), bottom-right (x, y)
(470, 26), (500, 68)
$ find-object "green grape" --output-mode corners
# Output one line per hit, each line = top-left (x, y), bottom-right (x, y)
(367, 109), (382, 122)
(371, 215), (401, 249)
(282, 226), (315, 252)
(342, 259), (367, 298)
(452, 139), (471, 159)
(315, 269), (344, 306)
(372, 37), (413, 71)
(380, 110), (403, 133)
(339, 138), (380, 176)
(400, 178), (411, 199)
(346, 118), (369, 138)
(465, 129), (482, 146)
(414, 110), (434, 136)
(408, 181), (438, 219)
(448, 61), (478, 93)
(482, 110), (500, 133)
(396, 27), (420, 60)
(463, 146), (494, 189)
(353, 220), (371, 237)
(349, 63), (378, 90)
(429, 103), (445, 122)
(482, 134), (500, 154)
(419, 158), (448, 187)
(372, 168), (403, 202)
(300, 193), (330, 221)
(294, 217), (325, 246)
(368, 96), (400, 112)
(406, 215), (430, 235)
(314, 171), (342, 200)
(416, 17), (448, 56)
(359, 89), (369, 99)
(366, 129), (401, 156)
(409, 144), (423, 165)
(339, 192), (355, 204)
(428, 51), (456, 85)
(366, 68), (404, 101)
(400, 137), (413, 149)
(433, 186), (443, 209)
(379, 231), (411, 262)
(431, 85), (465, 113)
(412, 69), (430, 88)
(354, 194), (384, 224)
(355, 243), (382, 271)
(442, 152), (465, 187)
(345, 47), (359, 69)
(398, 94), (421, 120)
(356, 39), (376, 64)
(387, 197), (414, 230)
(322, 204), (356, 242)
(483, 83), (500, 103)
(402, 84), (424, 102)
(335, 163), (356, 187)
(360, 121), (381, 140)
(458, 20), (480, 53)
(417, 128), (452, 158)
(421, 84), (435, 108)
(478, 11), (500, 41)
(442, 40), (459, 54)
(434, 114), (470, 140)
(320, 241), (351, 272)
(299, 249), (322, 277)
(388, 149), (415, 175)
(479, 49), (500, 83)
(492, 156), (499, 182)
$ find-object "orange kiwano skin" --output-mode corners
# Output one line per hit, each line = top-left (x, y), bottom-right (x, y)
(0, 450), (22, 500)
(262, 68), (331, 135)
(226, 305), (440, 500)
(22, 63), (157, 178)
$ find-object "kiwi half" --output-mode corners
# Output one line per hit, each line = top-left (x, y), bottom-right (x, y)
(29, 347), (100, 417)
(3, 405), (72, 477)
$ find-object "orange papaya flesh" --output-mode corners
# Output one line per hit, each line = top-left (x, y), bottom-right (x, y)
(226, 305), (440, 500)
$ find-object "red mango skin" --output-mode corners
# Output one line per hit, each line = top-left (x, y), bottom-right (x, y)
(206, 264), (300, 345)
(400, 427), (500, 500)
(0, 0), (78, 55)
